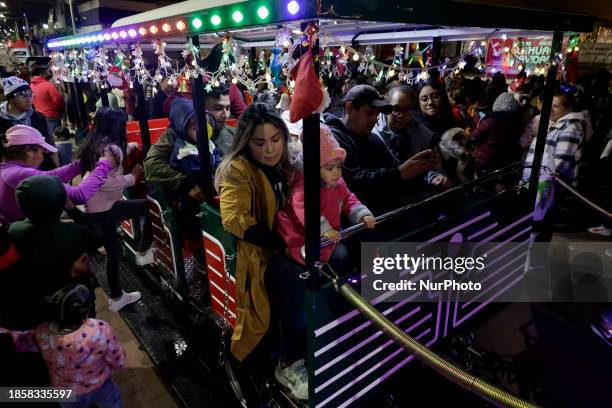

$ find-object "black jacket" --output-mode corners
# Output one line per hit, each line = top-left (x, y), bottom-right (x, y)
(324, 113), (402, 215)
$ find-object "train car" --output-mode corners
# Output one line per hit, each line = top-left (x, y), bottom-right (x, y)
(46, 1), (611, 407)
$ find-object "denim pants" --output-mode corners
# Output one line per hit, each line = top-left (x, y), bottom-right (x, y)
(61, 378), (122, 408)
(265, 243), (349, 364)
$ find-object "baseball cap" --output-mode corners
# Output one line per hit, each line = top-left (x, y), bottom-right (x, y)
(4, 124), (58, 153)
(343, 84), (392, 114)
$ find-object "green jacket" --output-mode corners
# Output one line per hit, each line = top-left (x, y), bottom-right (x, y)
(144, 128), (196, 194)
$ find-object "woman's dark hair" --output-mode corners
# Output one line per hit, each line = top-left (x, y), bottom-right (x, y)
(416, 80), (452, 113)
(0, 141), (41, 161)
(79, 107), (127, 175)
(44, 284), (92, 329)
(215, 103), (292, 190)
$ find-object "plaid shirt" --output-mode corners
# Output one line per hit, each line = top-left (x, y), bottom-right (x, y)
(523, 111), (590, 183)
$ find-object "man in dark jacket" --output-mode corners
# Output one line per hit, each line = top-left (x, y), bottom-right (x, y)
(0, 76), (58, 169)
(324, 84), (436, 214)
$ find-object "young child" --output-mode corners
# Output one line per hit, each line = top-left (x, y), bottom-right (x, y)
(0, 284), (126, 407)
(276, 123), (376, 265)
(54, 127), (75, 167)
(79, 107), (147, 312)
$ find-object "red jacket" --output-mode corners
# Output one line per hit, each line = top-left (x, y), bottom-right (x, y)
(276, 173), (372, 264)
(30, 76), (64, 119)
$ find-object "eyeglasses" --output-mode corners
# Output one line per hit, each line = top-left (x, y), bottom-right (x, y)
(13, 91), (33, 99)
(419, 93), (440, 103)
(391, 105), (413, 114)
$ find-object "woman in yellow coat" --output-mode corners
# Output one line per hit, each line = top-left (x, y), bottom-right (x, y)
(215, 103), (294, 363)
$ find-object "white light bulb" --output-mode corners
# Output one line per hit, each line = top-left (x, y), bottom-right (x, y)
(352, 53), (360, 61)
(232, 77), (238, 84)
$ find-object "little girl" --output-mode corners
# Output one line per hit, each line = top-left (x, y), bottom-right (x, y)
(0, 284), (125, 407)
(79, 107), (149, 312)
(276, 123), (376, 266)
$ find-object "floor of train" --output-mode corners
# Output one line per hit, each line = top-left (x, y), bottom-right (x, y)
(92, 230), (612, 408)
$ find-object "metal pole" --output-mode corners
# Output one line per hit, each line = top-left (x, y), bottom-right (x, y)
(528, 31), (563, 197)
(100, 84), (109, 107)
(190, 34), (215, 200)
(71, 81), (87, 129)
(67, 0), (77, 35)
(432, 35), (442, 66)
(248, 47), (257, 79)
(130, 44), (150, 153)
(23, 14), (33, 56)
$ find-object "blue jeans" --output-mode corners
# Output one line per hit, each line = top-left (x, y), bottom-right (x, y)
(61, 378), (122, 408)
(46, 117), (61, 138)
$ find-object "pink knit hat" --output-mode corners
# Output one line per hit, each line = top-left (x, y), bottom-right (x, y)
(4, 124), (57, 153)
(319, 124), (346, 166)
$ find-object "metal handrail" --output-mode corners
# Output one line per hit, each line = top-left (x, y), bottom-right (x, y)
(321, 162), (525, 248)
(554, 177), (612, 221)
(339, 283), (539, 408)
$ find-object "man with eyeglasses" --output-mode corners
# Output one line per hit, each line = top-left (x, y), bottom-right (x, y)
(0, 76), (59, 169)
(373, 85), (450, 189)
(324, 84), (436, 214)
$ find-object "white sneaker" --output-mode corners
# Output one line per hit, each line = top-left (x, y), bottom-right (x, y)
(109, 291), (142, 312)
(588, 225), (612, 237)
(274, 359), (308, 401)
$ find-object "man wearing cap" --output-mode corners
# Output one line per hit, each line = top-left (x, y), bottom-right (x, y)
(0, 125), (116, 226)
(30, 65), (65, 138)
(324, 84), (436, 214)
(0, 76), (59, 169)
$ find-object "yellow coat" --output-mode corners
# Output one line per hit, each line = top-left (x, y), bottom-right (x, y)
(218, 156), (277, 361)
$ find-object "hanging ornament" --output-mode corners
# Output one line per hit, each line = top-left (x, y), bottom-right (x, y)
(269, 47), (283, 87)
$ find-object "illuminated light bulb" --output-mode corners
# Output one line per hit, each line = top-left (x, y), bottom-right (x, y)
(111, 32), (119, 40)
(454, 69), (460, 74)
(119, 31), (127, 39)
(97, 34), (104, 42)
(287, 0), (300, 15)
(138, 27), (147, 36)
(162, 42), (167, 47)
(290, 80), (295, 87)
(567, 48), (573, 53)
(265, 72), (272, 81)
(469, 41), (475, 47)
(491, 67), (497, 73)
(129, 82), (133, 88)
(352, 53), (360, 61)
(517, 64), (523, 71)
(214, 80), (220, 87)
(176, 21), (186, 31)
(191, 18), (202, 29)
(128, 29), (137, 38)
(232, 10), (244, 23)
(480, 41), (486, 46)
(105, 55), (109, 60)
(282, 40), (291, 48)
(162, 23), (171, 32)
(211, 15), (221, 26)
(574, 46), (579, 52)
(231, 77), (238, 84)
(150, 25), (158, 34)
(503, 46), (509, 53)
(104, 33), (111, 41)
(157, 74), (163, 80)
(388, 69), (395, 77)
(257, 6), (269, 19)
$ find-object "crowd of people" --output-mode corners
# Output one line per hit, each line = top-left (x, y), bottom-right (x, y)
(1, 54), (611, 404)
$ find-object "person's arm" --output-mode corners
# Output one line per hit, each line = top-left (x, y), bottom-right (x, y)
(219, 160), (284, 251)
(553, 124), (583, 181)
(0, 327), (40, 352)
(339, 180), (373, 224)
(144, 131), (192, 192)
(64, 159), (113, 204)
(49, 83), (65, 115)
(46, 161), (81, 182)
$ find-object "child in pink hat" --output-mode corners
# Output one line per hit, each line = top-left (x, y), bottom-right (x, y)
(276, 123), (376, 264)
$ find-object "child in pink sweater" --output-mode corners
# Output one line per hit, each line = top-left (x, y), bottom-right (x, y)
(79, 108), (148, 312)
(0, 284), (125, 406)
(276, 123), (376, 265)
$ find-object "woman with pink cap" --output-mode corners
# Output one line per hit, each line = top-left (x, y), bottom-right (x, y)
(0, 124), (116, 225)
